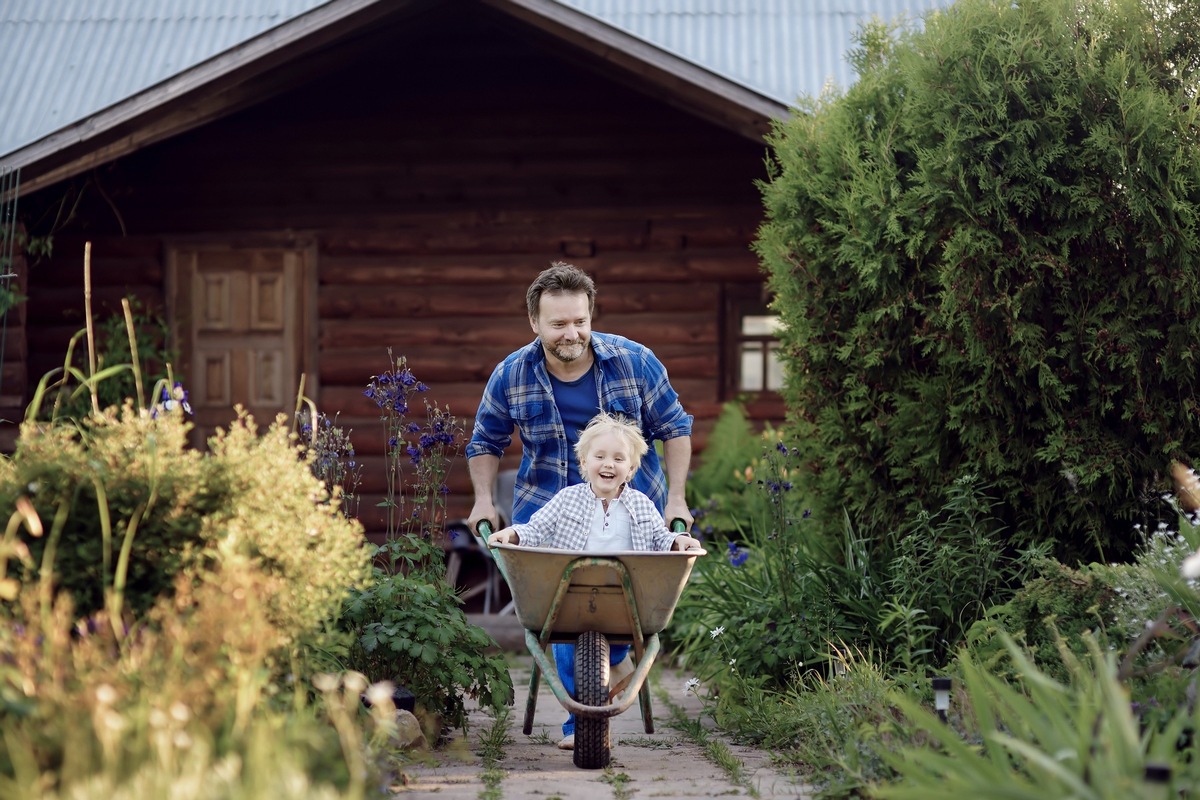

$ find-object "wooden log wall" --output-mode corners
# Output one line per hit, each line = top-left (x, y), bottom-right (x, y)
(19, 2), (784, 539)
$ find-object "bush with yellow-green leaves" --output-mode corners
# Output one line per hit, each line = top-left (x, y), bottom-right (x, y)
(0, 401), (381, 799)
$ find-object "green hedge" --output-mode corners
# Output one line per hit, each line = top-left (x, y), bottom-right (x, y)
(756, 0), (1200, 560)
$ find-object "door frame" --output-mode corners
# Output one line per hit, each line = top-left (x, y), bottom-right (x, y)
(164, 234), (319, 438)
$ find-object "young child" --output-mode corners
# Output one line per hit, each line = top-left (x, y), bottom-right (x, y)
(487, 411), (700, 750)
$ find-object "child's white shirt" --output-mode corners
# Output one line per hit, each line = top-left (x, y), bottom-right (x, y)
(584, 497), (634, 551)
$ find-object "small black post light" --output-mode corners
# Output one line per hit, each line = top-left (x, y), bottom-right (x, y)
(1143, 763), (1171, 800)
(932, 677), (952, 723)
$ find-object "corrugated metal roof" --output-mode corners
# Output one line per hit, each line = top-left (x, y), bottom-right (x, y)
(0, 0), (952, 161)
(0, 0), (332, 157)
(557, 0), (950, 105)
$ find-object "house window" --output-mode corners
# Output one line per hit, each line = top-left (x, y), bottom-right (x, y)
(738, 313), (784, 392)
(724, 286), (784, 398)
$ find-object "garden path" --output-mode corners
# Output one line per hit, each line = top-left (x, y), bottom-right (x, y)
(393, 654), (813, 799)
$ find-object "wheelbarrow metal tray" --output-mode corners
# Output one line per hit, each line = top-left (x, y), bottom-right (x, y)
(491, 545), (702, 637)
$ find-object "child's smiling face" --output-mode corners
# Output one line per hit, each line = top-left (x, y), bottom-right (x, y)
(582, 429), (635, 499)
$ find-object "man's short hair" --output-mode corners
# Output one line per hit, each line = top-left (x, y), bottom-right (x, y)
(527, 261), (597, 320)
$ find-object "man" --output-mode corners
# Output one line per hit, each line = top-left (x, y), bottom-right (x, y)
(466, 261), (693, 534)
(465, 261), (694, 752)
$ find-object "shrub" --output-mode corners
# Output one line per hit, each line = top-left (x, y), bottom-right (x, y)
(966, 557), (1115, 681)
(0, 405), (370, 644)
(0, 572), (390, 799)
(673, 427), (1031, 685)
(338, 534), (514, 735)
(756, 0), (1200, 561)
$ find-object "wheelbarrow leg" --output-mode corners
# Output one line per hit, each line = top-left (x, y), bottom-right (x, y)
(638, 680), (654, 733)
(523, 658), (541, 735)
(630, 635), (657, 733)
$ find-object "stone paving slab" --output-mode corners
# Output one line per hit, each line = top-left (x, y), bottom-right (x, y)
(393, 655), (812, 799)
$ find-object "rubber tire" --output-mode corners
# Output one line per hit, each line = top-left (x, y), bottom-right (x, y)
(573, 630), (611, 769)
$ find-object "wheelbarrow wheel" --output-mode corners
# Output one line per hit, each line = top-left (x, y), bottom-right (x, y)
(573, 630), (611, 769)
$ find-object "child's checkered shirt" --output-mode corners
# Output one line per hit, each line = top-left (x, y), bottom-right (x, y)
(512, 483), (677, 551)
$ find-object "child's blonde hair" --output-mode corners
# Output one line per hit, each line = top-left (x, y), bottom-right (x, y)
(575, 412), (648, 476)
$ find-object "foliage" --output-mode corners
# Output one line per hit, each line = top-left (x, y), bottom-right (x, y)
(967, 557), (1115, 681)
(0, 298), (484, 796)
(0, 404), (370, 644)
(362, 350), (461, 539)
(873, 633), (1200, 799)
(337, 534), (514, 735)
(671, 434), (853, 688)
(887, 475), (1047, 663)
(333, 354), (513, 735)
(301, 411), (363, 520)
(756, 0), (1200, 561)
(673, 424), (1029, 686)
(38, 298), (177, 423)
(688, 645), (923, 798)
(0, 568), (396, 799)
(684, 402), (763, 536)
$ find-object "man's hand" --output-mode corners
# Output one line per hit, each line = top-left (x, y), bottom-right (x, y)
(487, 527), (519, 546)
(664, 498), (694, 531)
(467, 499), (499, 538)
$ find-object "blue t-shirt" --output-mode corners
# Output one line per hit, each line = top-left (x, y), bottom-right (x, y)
(549, 365), (598, 489)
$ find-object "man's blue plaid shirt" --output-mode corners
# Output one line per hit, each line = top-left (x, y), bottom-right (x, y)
(466, 331), (692, 524)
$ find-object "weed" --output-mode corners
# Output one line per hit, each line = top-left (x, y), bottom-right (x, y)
(600, 768), (633, 800)
(477, 707), (513, 765)
(476, 707), (511, 800)
(618, 736), (674, 749)
(656, 687), (758, 798)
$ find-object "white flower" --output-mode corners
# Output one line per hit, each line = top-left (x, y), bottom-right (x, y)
(95, 684), (117, 706)
(365, 680), (396, 708)
(1181, 550), (1200, 579)
(343, 671), (368, 695)
(312, 673), (340, 693)
(709, 626), (726, 639)
(684, 677), (701, 693)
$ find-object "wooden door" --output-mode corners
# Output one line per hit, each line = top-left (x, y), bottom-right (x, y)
(168, 246), (309, 447)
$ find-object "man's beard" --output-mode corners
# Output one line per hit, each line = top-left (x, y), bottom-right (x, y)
(550, 339), (587, 362)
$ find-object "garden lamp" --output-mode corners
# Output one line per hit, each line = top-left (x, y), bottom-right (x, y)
(932, 677), (951, 723)
(1143, 763), (1170, 800)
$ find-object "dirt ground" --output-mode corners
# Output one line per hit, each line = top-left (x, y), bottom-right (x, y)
(392, 654), (813, 799)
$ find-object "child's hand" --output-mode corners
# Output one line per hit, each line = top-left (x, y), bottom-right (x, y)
(671, 534), (702, 551)
(488, 528), (519, 546)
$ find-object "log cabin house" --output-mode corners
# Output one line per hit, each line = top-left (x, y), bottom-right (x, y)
(0, 0), (948, 553)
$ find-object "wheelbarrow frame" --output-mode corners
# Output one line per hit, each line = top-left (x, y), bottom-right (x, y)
(484, 523), (703, 769)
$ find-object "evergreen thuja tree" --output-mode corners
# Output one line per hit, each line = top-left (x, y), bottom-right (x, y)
(755, 0), (1200, 561)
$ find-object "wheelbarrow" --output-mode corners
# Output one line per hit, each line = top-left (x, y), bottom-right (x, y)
(479, 520), (705, 769)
